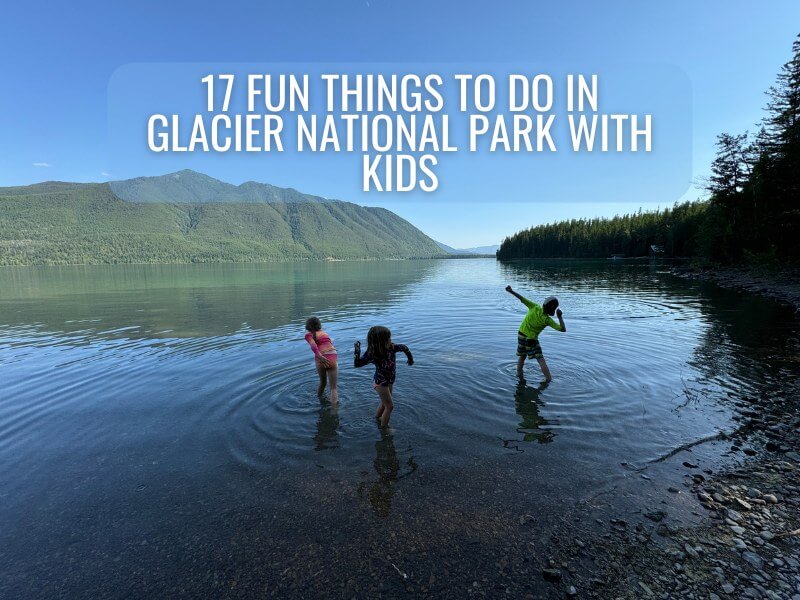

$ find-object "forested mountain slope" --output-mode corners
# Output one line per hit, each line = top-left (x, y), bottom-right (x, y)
(0, 171), (445, 265)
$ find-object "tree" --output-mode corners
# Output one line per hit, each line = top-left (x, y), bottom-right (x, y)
(706, 132), (752, 201)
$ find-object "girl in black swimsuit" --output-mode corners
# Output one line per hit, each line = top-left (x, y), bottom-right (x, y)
(354, 326), (414, 428)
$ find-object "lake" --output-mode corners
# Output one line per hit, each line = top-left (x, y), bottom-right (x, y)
(1, 258), (798, 597)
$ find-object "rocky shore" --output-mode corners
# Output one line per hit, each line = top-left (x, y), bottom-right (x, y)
(672, 266), (800, 311)
(534, 391), (800, 600)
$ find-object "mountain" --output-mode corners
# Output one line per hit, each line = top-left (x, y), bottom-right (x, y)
(436, 241), (499, 255)
(0, 171), (446, 265)
(109, 170), (323, 204)
(435, 241), (461, 254)
(462, 244), (500, 255)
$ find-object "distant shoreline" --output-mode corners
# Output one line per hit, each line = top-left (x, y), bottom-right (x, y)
(0, 255), (695, 268)
(0, 255), (493, 268)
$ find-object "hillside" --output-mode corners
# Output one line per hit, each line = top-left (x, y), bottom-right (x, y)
(108, 170), (323, 204)
(0, 171), (446, 265)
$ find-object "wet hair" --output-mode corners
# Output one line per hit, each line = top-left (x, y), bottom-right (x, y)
(542, 296), (559, 316)
(366, 325), (392, 359)
(305, 316), (322, 340)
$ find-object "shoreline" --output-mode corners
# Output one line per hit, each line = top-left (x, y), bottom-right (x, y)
(0, 255), (493, 268)
(672, 265), (800, 311)
(540, 389), (800, 599)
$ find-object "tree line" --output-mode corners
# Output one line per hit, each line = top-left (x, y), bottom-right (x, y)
(498, 34), (800, 264)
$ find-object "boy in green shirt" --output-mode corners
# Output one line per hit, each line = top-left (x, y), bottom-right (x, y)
(505, 285), (566, 382)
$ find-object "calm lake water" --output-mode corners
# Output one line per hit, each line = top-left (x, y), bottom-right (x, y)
(1, 259), (798, 597)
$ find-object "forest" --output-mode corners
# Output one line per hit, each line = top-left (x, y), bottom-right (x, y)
(0, 180), (445, 266)
(498, 34), (800, 264)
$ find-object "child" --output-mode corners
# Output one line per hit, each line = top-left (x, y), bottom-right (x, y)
(354, 326), (414, 428)
(304, 316), (339, 404)
(505, 286), (566, 382)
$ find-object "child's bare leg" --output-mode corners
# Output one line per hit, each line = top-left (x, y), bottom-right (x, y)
(376, 386), (393, 428)
(537, 357), (552, 383)
(316, 362), (327, 396)
(327, 366), (339, 404)
(375, 400), (385, 420)
(516, 355), (526, 378)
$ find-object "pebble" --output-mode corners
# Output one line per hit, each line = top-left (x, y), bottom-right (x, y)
(644, 511), (666, 522)
(727, 509), (744, 523)
(733, 497), (752, 511)
(763, 494), (778, 504)
(722, 582), (735, 594)
(742, 552), (764, 569)
(730, 525), (745, 535)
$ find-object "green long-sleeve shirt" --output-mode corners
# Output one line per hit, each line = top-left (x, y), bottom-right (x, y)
(518, 296), (561, 339)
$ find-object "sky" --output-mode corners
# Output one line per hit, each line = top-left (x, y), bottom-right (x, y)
(1, 1), (798, 248)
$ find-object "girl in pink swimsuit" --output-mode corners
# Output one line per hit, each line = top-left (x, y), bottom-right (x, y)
(305, 316), (339, 404)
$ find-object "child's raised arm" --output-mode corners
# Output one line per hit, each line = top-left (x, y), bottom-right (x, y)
(354, 340), (371, 368)
(505, 285), (534, 308)
(393, 343), (414, 366)
(556, 308), (567, 333)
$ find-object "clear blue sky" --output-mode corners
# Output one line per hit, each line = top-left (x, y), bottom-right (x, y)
(1, 1), (798, 247)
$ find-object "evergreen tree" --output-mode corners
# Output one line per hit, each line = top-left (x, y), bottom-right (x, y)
(499, 32), (800, 265)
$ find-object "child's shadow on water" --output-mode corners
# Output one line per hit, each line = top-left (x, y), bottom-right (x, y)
(503, 381), (556, 449)
(358, 431), (418, 517)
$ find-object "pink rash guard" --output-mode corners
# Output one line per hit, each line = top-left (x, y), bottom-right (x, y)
(304, 331), (338, 365)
